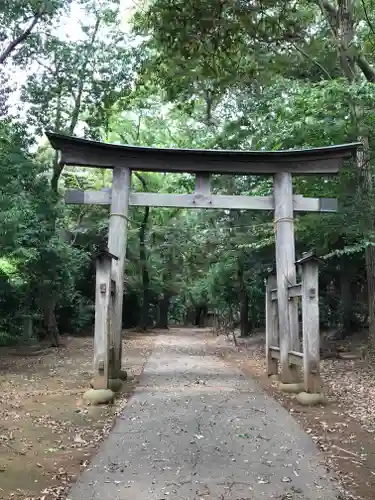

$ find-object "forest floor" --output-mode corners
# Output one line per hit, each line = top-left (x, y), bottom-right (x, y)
(67, 328), (341, 500)
(0, 328), (374, 500)
(0, 331), (157, 500)
(218, 330), (375, 500)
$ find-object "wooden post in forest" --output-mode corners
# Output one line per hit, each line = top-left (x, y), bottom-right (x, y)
(265, 275), (278, 376)
(273, 172), (300, 383)
(296, 252), (323, 393)
(107, 167), (131, 378)
(93, 248), (118, 390)
(266, 251), (323, 394)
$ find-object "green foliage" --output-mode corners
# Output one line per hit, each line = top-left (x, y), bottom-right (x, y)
(2, 0), (375, 343)
(0, 0), (70, 65)
(22, 2), (133, 138)
(0, 118), (90, 341)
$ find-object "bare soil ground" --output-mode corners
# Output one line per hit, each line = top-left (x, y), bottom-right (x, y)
(212, 330), (375, 500)
(2, 327), (374, 500)
(0, 331), (157, 500)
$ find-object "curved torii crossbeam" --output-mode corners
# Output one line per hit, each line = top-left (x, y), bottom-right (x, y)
(47, 131), (358, 174)
(46, 131), (360, 395)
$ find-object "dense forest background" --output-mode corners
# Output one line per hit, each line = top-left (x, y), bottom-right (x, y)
(1, 0), (375, 351)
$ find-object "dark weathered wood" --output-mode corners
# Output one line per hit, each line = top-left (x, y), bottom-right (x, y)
(65, 189), (110, 204)
(288, 283), (302, 298)
(107, 167), (131, 377)
(269, 347), (303, 367)
(288, 350), (303, 366)
(300, 258), (321, 393)
(269, 346), (280, 359)
(195, 173), (211, 194)
(271, 283), (302, 301)
(46, 131), (359, 175)
(274, 172), (300, 383)
(266, 276), (279, 376)
(64, 189), (338, 213)
(93, 254), (112, 389)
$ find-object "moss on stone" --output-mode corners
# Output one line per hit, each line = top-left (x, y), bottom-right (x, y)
(108, 378), (123, 393)
(83, 389), (115, 405)
(279, 382), (304, 394)
(296, 391), (327, 406)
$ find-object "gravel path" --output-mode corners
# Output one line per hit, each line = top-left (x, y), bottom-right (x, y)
(68, 330), (341, 500)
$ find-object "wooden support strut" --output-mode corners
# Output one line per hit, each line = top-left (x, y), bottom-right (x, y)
(266, 275), (279, 376)
(270, 283), (302, 301)
(93, 248), (119, 390)
(273, 172), (300, 383)
(296, 252), (323, 393)
(195, 172), (211, 195)
(269, 346), (303, 367)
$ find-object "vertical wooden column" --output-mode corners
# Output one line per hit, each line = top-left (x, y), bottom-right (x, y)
(273, 172), (300, 383)
(108, 167), (131, 378)
(195, 172), (211, 195)
(93, 251), (115, 389)
(299, 253), (321, 393)
(265, 275), (278, 376)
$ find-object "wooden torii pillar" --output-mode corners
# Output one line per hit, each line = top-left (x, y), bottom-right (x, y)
(93, 247), (118, 389)
(46, 131), (359, 388)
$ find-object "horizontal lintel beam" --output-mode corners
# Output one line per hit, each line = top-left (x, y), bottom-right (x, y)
(65, 189), (338, 213)
(269, 346), (303, 366)
(271, 283), (302, 301)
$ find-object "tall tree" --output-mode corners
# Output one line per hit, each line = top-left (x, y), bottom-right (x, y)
(316, 0), (375, 351)
(0, 0), (70, 65)
(130, 0), (375, 348)
(20, 0), (132, 343)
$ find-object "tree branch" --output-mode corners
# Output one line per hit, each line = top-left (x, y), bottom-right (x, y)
(135, 172), (147, 191)
(360, 0), (375, 38)
(0, 12), (42, 64)
(316, 0), (375, 82)
(68, 16), (101, 135)
(357, 53), (375, 82)
(289, 40), (333, 79)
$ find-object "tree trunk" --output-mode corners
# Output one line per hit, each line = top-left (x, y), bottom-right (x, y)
(155, 294), (170, 329)
(184, 307), (195, 326)
(38, 18), (103, 347)
(237, 258), (250, 336)
(366, 246), (375, 352)
(194, 305), (207, 327)
(340, 267), (353, 337)
(43, 296), (60, 347)
(139, 204), (150, 330)
(323, 0), (375, 348)
(0, 12), (42, 64)
(321, 0), (375, 354)
(194, 307), (202, 327)
(239, 288), (250, 336)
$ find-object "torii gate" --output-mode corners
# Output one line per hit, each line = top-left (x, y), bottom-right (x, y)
(46, 132), (359, 396)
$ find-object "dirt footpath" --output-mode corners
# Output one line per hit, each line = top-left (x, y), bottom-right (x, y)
(68, 329), (341, 500)
(0, 332), (156, 500)
(220, 332), (375, 500)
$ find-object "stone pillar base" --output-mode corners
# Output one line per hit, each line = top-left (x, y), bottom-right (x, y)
(83, 388), (115, 405)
